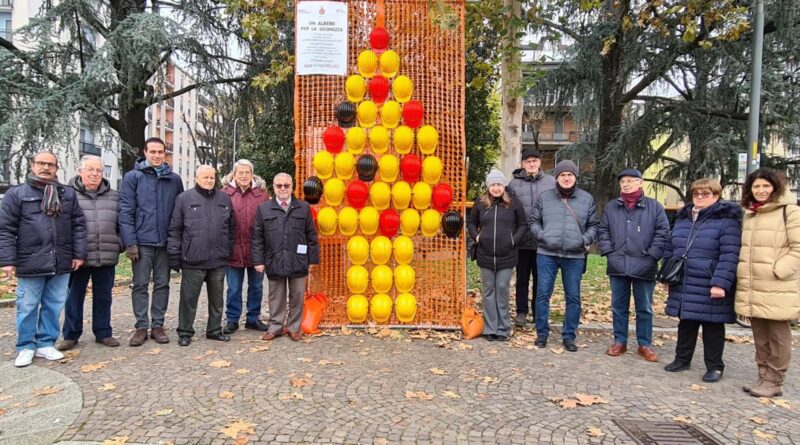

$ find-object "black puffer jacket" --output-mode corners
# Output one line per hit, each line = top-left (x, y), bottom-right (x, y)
(70, 176), (121, 267)
(506, 169), (556, 250)
(467, 196), (528, 270)
(0, 182), (87, 277)
(251, 198), (320, 279)
(167, 186), (235, 270)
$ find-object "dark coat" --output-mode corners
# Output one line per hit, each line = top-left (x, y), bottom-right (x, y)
(506, 169), (556, 250)
(664, 200), (742, 323)
(119, 158), (183, 248)
(167, 187), (235, 270)
(223, 183), (268, 268)
(70, 176), (121, 267)
(598, 195), (671, 280)
(467, 196), (528, 270)
(530, 188), (600, 259)
(251, 198), (320, 279)
(0, 182), (87, 277)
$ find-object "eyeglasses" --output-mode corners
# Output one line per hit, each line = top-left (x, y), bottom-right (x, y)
(34, 161), (57, 169)
(274, 184), (291, 189)
(692, 191), (714, 198)
(83, 168), (104, 175)
(619, 179), (640, 185)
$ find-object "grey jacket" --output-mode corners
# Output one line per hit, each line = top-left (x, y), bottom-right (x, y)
(530, 188), (600, 259)
(507, 168), (556, 250)
(69, 176), (121, 267)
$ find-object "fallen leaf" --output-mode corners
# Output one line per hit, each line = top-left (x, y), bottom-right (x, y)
(101, 437), (129, 445)
(689, 384), (707, 392)
(209, 359), (232, 368)
(408, 331), (430, 339)
(25, 400), (39, 408)
(574, 393), (608, 406)
(772, 399), (792, 410)
(33, 386), (63, 397)
(232, 434), (250, 445)
(290, 378), (315, 388)
(220, 420), (256, 439)
(59, 349), (81, 363)
(98, 383), (116, 392)
(673, 415), (693, 424)
(219, 391), (235, 399)
(248, 345), (270, 353)
(154, 408), (173, 416)
(0, 394), (13, 401)
(297, 357), (313, 363)
(375, 328), (393, 338)
(587, 427), (604, 437)
(145, 347), (162, 355)
(193, 350), (219, 360)
(235, 368), (251, 375)
(0, 408), (7, 417)
(81, 361), (109, 373)
(279, 392), (305, 400)
(440, 390), (460, 398)
(429, 368), (448, 375)
(549, 397), (578, 409)
(752, 429), (776, 440)
(405, 390), (434, 400)
(750, 417), (768, 425)
(318, 359), (345, 365)
(759, 397), (773, 405)
(454, 342), (472, 350)
(550, 347), (564, 355)
(340, 326), (352, 336)
(481, 376), (499, 384)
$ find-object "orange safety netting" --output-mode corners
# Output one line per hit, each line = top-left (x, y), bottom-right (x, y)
(294, 0), (466, 328)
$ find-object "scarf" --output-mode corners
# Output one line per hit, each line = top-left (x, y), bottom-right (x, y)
(621, 189), (643, 209)
(145, 160), (168, 177)
(749, 201), (766, 212)
(556, 183), (575, 198)
(26, 174), (61, 216)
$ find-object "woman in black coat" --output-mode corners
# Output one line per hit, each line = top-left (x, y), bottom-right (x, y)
(467, 169), (527, 341)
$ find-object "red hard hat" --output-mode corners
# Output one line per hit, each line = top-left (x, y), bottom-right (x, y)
(323, 125), (345, 153)
(431, 183), (453, 212)
(379, 208), (401, 237)
(400, 154), (422, 183)
(402, 100), (424, 128)
(346, 180), (369, 210)
(368, 76), (390, 104)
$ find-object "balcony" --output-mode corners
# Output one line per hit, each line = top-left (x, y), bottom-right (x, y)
(522, 131), (579, 145)
(80, 141), (102, 156)
(0, 0), (12, 9)
(0, 29), (11, 42)
(165, 143), (174, 154)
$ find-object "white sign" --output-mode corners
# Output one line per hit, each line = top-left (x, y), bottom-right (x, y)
(296, 1), (348, 76)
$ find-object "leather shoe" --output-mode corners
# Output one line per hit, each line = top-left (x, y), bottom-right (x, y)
(637, 345), (658, 362)
(534, 337), (547, 348)
(96, 337), (120, 347)
(261, 331), (280, 341)
(206, 333), (231, 342)
(483, 334), (496, 342)
(289, 332), (302, 342)
(57, 339), (78, 351)
(664, 360), (691, 372)
(495, 335), (509, 342)
(562, 339), (578, 352)
(606, 343), (627, 356)
(222, 322), (239, 335)
(129, 329), (148, 347)
(150, 327), (170, 344)
(178, 336), (192, 347)
(702, 369), (723, 383)
(245, 321), (269, 331)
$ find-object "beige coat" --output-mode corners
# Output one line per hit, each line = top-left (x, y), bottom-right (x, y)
(735, 193), (800, 320)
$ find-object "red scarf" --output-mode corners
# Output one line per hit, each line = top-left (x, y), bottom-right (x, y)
(750, 201), (765, 212)
(621, 189), (643, 209)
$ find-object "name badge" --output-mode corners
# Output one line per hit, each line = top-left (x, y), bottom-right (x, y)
(297, 244), (308, 254)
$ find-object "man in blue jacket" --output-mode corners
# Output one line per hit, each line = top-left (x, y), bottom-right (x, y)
(119, 138), (183, 346)
(0, 151), (87, 367)
(598, 169), (670, 362)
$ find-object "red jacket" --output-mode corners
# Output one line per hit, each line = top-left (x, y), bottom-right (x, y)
(223, 183), (269, 267)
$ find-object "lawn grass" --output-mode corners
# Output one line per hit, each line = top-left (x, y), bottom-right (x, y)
(116, 254), (133, 281)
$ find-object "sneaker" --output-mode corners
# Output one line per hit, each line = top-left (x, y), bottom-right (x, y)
(514, 313), (527, 328)
(34, 346), (64, 361)
(15, 349), (35, 367)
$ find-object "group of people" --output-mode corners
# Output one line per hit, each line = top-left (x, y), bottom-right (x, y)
(1, 138), (319, 368)
(469, 149), (799, 397)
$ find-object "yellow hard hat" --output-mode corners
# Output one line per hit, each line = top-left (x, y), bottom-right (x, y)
(422, 155), (443, 184)
(346, 127), (367, 155)
(323, 178), (345, 206)
(412, 181), (432, 210)
(316, 207), (338, 236)
(393, 125), (415, 154)
(395, 292), (417, 322)
(359, 206), (379, 235)
(370, 236), (393, 265)
(346, 294), (369, 323)
(313, 150), (334, 180)
(394, 265), (416, 293)
(400, 208), (420, 236)
(335, 152), (356, 180)
(345, 75), (366, 103)
(338, 207), (359, 236)
(392, 235), (414, 265)
(417, 125), (439, 154)
(357, 50), (378, 78)
(379, 50), (400, 78)
(369, 181), (391, 210)
(357, 100), (378, 128)
(391, 181), (412, 209)
(391, 75), (413, 103)
(371, 264), (393, 293)
(370, 293), (393, 323)
(378, 154), (399, 183)
(420, 209), (441, 237)
(347, 236), (370, 265)
(368, 125), (390, 154)
(380, 101), (402, 129)
(347, 265), (369, 294)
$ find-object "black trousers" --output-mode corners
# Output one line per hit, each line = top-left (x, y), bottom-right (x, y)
(514, 249), (538, 316)
(177, 267), (225, 338)
(674, 319), (726, 371)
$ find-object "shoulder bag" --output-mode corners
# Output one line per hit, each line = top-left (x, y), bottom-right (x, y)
(563, 198), (589, 274)
(657, 220), (707, 285)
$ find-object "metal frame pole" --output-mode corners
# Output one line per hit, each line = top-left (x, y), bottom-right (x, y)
(746, 0), (765, 174)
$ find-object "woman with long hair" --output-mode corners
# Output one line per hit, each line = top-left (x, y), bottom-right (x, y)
(736, 168), (800, 397)
(467, 169), (527, 341)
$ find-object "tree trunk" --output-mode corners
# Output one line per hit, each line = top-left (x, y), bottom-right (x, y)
(117, 103), (147, 173)
(499, 0), (522, 177)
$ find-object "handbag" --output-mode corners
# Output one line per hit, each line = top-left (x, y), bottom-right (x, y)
(461, 295), (484, 339)
(657, 220), (707, 285)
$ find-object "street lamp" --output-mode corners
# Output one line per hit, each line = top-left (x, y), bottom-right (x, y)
(232, 117), (243, 167)
(746, 0), (765, 174)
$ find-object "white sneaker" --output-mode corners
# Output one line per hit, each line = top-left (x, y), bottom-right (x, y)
(34, 346), (64, 361)
(15, 349), (35, 367)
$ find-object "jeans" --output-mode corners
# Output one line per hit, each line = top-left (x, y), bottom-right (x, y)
(480, 267), (513, 337)
(225, 266), (265, 325)
(514, 249), (537, 317)
(63, 265), (115, 341)
(534, 254), (584, 340)
(609, 276), (655, 346)
(177, 267), (225, 338)
(15, 274), (70, 351)
(131, 246), (170, 329)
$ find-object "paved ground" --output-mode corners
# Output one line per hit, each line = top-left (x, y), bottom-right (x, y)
(0, 279), (798, 445)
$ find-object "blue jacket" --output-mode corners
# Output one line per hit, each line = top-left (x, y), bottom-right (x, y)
(118, 159), (183, 248)
(0, 182), (87, 277)
(530, 188), (599, 259)
(664, 200), (742, 323)
(598, 195), (671, 280)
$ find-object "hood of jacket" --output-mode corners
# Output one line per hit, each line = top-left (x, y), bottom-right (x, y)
(133, 157), (174, 176)
(69, 175), (111, 195)
(511, 168), (545, 183)
(677, 199), (742, 221)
